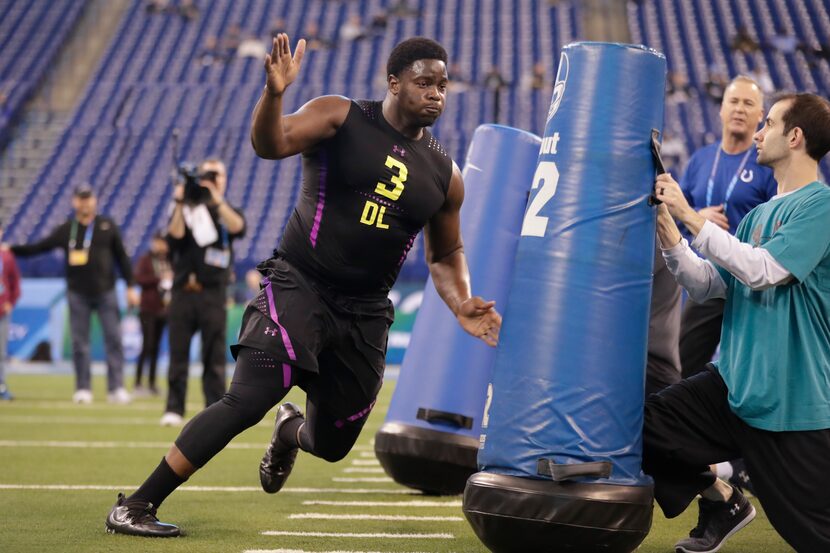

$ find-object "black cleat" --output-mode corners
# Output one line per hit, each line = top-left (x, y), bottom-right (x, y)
(105, 493), (181, 537)
(260, 402), (304, 494)
(675, 487), (755, 553)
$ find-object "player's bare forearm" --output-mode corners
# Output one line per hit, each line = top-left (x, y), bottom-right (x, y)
(429, 248), (502, 347)
(250, 88), (288, 159)
(252, 34), (307, 159)
(428, 247), (471, 316)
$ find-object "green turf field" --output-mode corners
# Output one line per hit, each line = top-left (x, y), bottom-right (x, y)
(0, 373), (792, 552)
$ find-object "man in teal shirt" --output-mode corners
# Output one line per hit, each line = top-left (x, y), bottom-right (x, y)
(648, 92), (830, 553)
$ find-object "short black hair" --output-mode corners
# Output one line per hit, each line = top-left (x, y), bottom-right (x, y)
(775, 93), (830, 161)
(386, 37), (447, 77)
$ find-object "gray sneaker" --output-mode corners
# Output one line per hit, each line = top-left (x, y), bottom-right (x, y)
(675, 487), (756, 553)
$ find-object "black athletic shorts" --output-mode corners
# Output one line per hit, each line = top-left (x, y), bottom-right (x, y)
(232, 256), (394, 421)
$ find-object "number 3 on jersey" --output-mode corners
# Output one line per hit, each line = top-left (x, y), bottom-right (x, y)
(521, 161), (560, 237)
(360, 155), (408, 229)
(375, 156), (408, 201)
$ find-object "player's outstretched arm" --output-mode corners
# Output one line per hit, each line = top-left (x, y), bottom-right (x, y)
(425, 164), (502, 347)
(250, 33), (349, 159)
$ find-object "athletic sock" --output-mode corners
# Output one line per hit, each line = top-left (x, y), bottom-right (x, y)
(714, 461), (734, 480)
(278, 417), (305, 451)
(129, 457), (187, 508)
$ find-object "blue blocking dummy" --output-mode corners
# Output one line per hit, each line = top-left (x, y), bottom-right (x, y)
(375, 125), (542, 494)
(463, 43), (666, 552)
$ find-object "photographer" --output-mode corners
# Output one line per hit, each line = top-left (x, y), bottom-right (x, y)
(161, 159), (245, 426)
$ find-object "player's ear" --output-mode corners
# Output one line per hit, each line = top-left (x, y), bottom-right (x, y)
(388, 74), (400, 95)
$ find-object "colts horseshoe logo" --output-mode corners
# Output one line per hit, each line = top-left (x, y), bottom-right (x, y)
(547, 52), (569, 123)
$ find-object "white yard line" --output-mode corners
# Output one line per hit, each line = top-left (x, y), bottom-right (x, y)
(350, 460), (380, 465)
(301, 500), (462, 507)
(0, 484), (415, 494)
(0, 440), (265, 450)
(261, 531), (453, 539)
(288, 513), (463, 522)
(342, 468), (385, 474)
(17, 402), (204, 412)
(332, 477), (394, 483)
(0, 415), (272, 428)
(245, 550), (432, 553)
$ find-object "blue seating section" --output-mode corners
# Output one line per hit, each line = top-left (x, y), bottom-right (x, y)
(7, 0), (830, 278)
(627, 0), (830, 175)
(7, 0), (577, 278)
(0, 0), (86, 147)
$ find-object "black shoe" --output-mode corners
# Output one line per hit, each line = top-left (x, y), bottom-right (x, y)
(259, 402), (304, 493)
(675, 487), (756, 553)
(727, 458), (755, 496)
(105, 493), (181, 537)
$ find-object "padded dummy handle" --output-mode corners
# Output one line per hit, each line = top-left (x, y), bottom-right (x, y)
(417, 408), (473, 429)
(537, 458), (612, 481)
(649, 128), (665, 206)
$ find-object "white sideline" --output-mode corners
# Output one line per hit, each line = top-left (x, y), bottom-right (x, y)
(288, 513), (463, 521)
(301, 500), (462, 507)
(0, 484), (415, 494)
(261, 531), (454, 539)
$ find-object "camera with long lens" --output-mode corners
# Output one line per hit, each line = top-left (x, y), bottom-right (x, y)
(177, 162), (216, 204)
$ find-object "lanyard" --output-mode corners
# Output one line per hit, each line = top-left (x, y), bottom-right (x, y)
(706, 145), (752, 214)
(69, 219), (95, 249)
(216, 225), (228, 248)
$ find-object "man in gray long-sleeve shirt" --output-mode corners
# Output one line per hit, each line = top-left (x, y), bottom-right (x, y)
(12, 184), (138, 404)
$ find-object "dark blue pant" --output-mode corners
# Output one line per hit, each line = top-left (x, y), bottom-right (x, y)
(67, 289), (124, 392)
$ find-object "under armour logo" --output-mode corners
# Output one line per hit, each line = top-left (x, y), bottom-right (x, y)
(264, 327), (279, 337)
(729, 504), (740, 516)
(392, 145), (406, 157)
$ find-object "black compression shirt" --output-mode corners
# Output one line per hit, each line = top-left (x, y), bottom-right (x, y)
(277, 99), (453, 297)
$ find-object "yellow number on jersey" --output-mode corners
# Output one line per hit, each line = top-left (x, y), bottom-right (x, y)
(375, 156), (408, 201)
